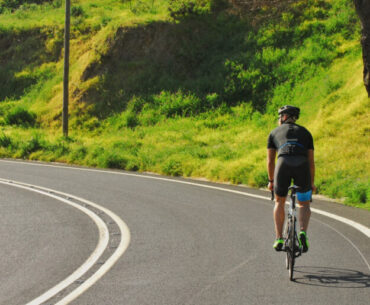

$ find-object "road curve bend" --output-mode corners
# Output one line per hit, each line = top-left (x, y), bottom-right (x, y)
(0, 160), (369, 305)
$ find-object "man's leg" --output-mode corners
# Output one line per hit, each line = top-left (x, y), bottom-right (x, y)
(298, 201), (311, 232)
(274, 195), (286, 239)
(298, 201), (311, 252)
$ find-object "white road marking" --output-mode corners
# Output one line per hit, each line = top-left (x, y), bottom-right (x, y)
(0, 159), (369, 238)
(312, 217), (370, 271)
(0, 178), (131, 305)
(0, 159), (369, 301)
(54, 189), (131, 305)
(309, 207), (370, 239)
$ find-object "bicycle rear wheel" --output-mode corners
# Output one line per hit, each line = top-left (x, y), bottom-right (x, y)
(289, 216), (297, 280)
(286, 248), (291, 272)
(284, 223), (289, 270)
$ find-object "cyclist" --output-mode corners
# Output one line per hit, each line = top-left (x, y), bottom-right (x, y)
(267, 105), (316, 253)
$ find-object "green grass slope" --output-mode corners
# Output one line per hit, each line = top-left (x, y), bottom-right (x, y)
(0, 0), (369, 209)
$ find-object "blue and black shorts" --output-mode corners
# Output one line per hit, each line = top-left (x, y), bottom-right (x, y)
(274, 155), (312, 201)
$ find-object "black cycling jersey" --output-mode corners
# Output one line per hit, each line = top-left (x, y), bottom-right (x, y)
(267, 122), (314, 197)
(267, 123), (314, 157)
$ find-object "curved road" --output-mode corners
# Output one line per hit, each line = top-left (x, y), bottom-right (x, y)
(0, 160), (369, 305)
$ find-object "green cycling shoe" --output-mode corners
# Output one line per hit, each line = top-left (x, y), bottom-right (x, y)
(273, 238), (284, 252)
(299, 231), (309, 253)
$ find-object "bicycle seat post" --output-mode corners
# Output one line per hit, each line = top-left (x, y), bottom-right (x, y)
(288, 185), (301, 210)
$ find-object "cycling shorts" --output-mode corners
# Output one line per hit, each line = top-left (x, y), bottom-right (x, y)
(274, 155), (311, 199)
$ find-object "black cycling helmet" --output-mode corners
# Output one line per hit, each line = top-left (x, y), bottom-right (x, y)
(278, 105), (300, 119)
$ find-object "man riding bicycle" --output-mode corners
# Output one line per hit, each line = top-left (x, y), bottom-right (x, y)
(267, 105), (316, 253)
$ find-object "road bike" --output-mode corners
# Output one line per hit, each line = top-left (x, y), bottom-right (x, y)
(284, 185), (303, 281)
(271, 185), (302, 281)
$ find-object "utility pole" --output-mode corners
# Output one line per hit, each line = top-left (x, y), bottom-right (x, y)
(354, 0), (370, 97)
(63, 0), (71, 137)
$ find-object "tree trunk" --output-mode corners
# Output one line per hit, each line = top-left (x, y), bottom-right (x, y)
(354, 0), (370, 97)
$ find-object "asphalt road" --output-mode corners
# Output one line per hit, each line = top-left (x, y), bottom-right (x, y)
(0, 160), (369, 305)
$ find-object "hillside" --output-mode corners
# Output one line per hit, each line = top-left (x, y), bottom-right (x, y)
(0, 0), (369, 208)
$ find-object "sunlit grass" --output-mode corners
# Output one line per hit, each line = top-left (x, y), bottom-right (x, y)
(0, 0), (169, 30)
(1, 52), (369, 208)
(0, 0), (369, 208)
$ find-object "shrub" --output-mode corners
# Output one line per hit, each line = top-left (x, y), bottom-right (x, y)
(125, 158), (139, 171)
(205, 93), (220, 109)
(253, 170), (268, 188)
(71, 5), (85, 17)
(20, 134), (44, 157)
(0, 0), (51, 12)
(229, 166), (250, 185)
(0, 133), (11, 148)
(168, 0), (211, 20)
(127, 0), (153, 15)
(70, 146), (87, 161)
(139, 106), (161, 126)
(345, 182), (369, 204)
(162, 157), (183, 176)
(102, 152), (128, 169)
(123, 111), (139, 128)
(5, 107), (36, 127)
(154, 91), (202, 118)
(45, 28), (64, 60)
(51, 0), (61, 8)
(0, 0), (23, 11)
(223, 59), (272, 110)
(101, 16), (112, 27)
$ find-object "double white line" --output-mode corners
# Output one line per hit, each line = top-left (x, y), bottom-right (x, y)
(0, 178), (131, 305)
(0, 159), (369, 303)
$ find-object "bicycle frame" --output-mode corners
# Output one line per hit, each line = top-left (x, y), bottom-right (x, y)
(271, 186), (302, 281)
(285, 186), (302, 280)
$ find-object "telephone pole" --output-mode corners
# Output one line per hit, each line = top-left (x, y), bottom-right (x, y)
(63, 0), (71, 137)
(354, 0), (370, 96)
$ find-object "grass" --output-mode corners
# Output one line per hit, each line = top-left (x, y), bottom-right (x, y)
(0, 0), (369, 209)
(1, 49), (368, 210)
(0, 0), (169, 30)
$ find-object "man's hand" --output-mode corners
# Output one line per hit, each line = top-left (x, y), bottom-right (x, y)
(311, 184), (317, 193)
(268, 181), (274, 191)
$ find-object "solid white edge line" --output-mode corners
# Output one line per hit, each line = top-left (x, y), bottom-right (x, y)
(0, 159), (369, 296)
(0, 179), (130, 305)
(312, 217), (370, 271)
(0, 159), (369, 239)
(310, 208), (370, 239)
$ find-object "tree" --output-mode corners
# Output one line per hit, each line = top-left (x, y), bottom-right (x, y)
(354, 0), (370, 97)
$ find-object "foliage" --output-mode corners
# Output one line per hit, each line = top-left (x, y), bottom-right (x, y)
(4, 107), (36, 126)
(0, 0), (368, 209)
(0, 0), (51, 13)
(168, 0), (211, 19)
(71, 5), (85, 18)
(162, 156), (183, 176)
(345, 182), (369, 204)
(168, 0), (228, 19)
(75, 0), (358, 120)
(19, 133), (44, 157)
(0, 133), (11, 147)
(154, 91), (203, 117)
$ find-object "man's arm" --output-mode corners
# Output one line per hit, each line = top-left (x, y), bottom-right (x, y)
(267, 149), (276, 190)
(307, 149), (316, 192)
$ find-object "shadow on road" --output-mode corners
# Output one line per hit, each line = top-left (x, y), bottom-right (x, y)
(293, 266), (370, 288)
